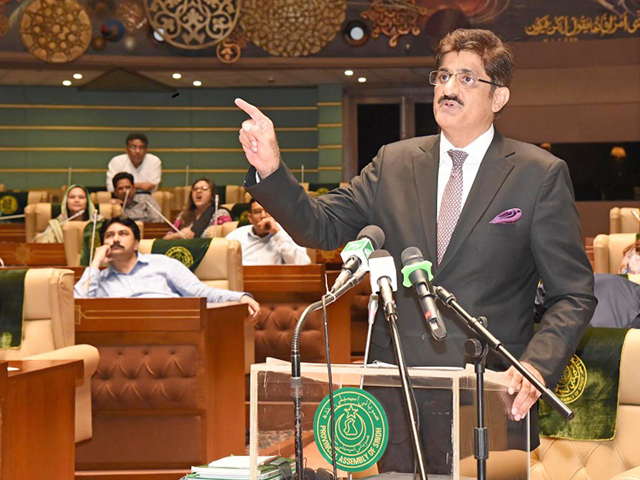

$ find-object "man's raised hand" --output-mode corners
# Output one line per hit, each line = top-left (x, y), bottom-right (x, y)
(235, 98), (281, 179)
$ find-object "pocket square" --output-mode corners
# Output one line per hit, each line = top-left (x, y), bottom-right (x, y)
(490, 208), (522, 224)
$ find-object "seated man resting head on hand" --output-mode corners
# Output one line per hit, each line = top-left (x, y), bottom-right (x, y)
(111, 172), (164, 223)
(74, 216), (260, 320)
(226, 198), (311, 266)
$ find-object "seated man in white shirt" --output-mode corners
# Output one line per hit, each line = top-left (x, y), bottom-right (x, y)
(74, 216), (260, 320)
(106, 133), (162, 193)
(226, 198), (311, 266)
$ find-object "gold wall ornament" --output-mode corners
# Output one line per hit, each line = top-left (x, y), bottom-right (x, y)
(0, 13), (9, 38)
(20, 0), (92, 63)
(362, 0), (428, 47)
(116, 0), (147, 33)
(144, 0), (240, 50)
(216, 25), (247, 63)
(240, 0), (346, 57)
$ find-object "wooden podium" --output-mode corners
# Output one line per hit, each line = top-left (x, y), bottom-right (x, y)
(0, 359), (82, 480)
(74, 299), (248, 480)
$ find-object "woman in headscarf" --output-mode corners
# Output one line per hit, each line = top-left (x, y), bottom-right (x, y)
(164, 178), (232, 239)
(36, 185), (101, 243)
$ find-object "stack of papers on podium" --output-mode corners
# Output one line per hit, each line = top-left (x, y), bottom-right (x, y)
(189, 455), (295, 480)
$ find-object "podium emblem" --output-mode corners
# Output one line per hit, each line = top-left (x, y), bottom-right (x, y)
(313, 387), (389, 472)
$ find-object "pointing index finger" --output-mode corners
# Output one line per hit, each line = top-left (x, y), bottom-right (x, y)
(235, 98), (266, 122)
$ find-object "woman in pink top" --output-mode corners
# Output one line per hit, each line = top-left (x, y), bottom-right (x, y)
(164, 178), (231, 239)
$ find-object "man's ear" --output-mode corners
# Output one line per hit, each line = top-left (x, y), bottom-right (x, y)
(134, 239), (140, 251)
(491, 86), (510, 113)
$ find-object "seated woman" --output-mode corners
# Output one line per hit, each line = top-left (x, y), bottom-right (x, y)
(619, 237), (640, 274)
(164, 178), (231, 239)
(36, 184), (102, 243)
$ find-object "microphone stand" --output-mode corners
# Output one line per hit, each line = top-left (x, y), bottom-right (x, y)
(434, 285), (574, 480)
(382, 294), (429, 480)
(290, 270), (367, 480)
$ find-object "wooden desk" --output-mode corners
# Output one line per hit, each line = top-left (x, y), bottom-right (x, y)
(0, 242), (66, 265)
(142, 222), (171, 239)
(244, 265), (353, 364)
(74, 299), (248, 480)
(0, 223), (26, 243)
(1, 359), (82, 480)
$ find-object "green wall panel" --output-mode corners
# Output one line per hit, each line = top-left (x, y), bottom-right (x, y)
(0, 85), (340, 190)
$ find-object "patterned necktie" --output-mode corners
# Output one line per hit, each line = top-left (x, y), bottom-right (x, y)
(437, 149), (469, 265)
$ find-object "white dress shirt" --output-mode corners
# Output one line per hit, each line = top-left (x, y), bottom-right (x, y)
(226, 224), (312, 266)
(437, 125), (495, 217)
(106, 153), (162, 192)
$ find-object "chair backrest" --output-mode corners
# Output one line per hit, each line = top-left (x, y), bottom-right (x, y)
(63, 220), (144, 266)
(172, 186), (190, 211)
(205, 220), (239, 238)
(97, 203), (122, 219)
(27, 190), (49, 204)
(90, 191), (111, 206)
(593, 233), (637, 273)
(0, 268), (74, 360)
(25, 202), (54, 241)
(610, 207), (640, 234)
(531, 328), (640, 480)
(223, 185), (245, 204)
(138, 237), (243, 290)
(151, 190), (173, 218)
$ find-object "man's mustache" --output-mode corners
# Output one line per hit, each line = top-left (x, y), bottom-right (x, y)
(438, 94), (464, 106)
(110, 243), (123, 249)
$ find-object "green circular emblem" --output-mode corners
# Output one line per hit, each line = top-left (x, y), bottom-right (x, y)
(0, 195), (18, 215)
(555, 354), (587, 404)
(165, 245), (194, 268)
(313, 387), (389, 472)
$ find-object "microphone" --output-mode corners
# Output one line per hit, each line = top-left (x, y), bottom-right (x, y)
(144, 200), (186, 238)
(368, 250), (398, 319)
(329, 225), (385, 294)
(401, 246), (447, 341)
(213, 194), (220, 238)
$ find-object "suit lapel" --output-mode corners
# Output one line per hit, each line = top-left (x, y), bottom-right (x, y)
(434, 133), (515, 279)
(412, 137), (439, 265)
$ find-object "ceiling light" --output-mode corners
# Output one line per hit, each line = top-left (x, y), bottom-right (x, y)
(344, 70), (354, 76)
(172, 73), (182, 79)
(193, 80), (202, 87)
(73, 73), (83, 80)
(358, 77), (367, 83)
(62, 80), (72, 86)
(343, 20), (370, 47)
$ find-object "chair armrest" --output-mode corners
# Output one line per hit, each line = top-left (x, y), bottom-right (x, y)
(25, 344), (100, 378)
(611, 466), (640, 480)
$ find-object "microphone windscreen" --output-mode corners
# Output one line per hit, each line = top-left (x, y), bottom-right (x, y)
(401, 246), (424, 266)
(368, 249), (391, 260)
(357, 225), (385, 250)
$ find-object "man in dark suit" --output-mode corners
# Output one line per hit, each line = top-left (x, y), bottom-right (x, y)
(235, 29), (596, 465)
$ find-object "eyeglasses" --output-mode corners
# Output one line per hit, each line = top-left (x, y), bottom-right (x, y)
(429, 70), (504, 89)
(192, 186), (210, 193)
(127, 145), (147, 151)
